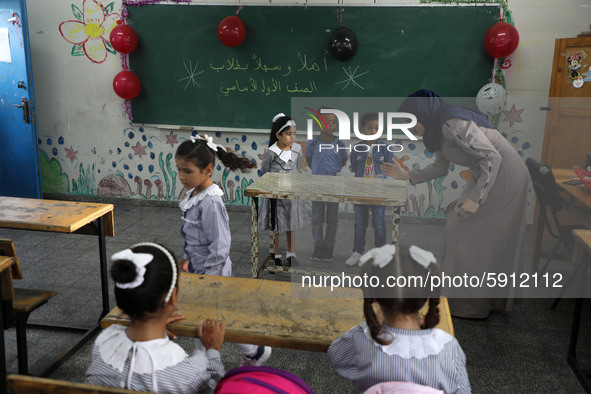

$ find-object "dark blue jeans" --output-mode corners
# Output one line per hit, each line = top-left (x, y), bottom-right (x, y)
(353, 204), (386, 254)
(311, 201), (339, 255)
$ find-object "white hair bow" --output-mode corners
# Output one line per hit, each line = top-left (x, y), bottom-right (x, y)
(190, 134), (225, 152)
(111, 249), (154, 289)
(408, 245), (436, 269)
(359, 244), (396, 268)
(358, 244), (436, 269)
(273, 113), (286, 123)
(277, 120), (296, 134)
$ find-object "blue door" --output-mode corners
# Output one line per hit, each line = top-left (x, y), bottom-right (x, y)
(0, 0), (40, 198)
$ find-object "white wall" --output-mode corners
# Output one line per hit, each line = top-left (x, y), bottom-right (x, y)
(24, 0), (591, 220)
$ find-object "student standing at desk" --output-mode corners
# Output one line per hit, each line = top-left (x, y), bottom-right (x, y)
(305, 108), (348, 263)
(258, 113), (310, 267)
(382, 89), (528, 319)
(346, 112), (394, 267)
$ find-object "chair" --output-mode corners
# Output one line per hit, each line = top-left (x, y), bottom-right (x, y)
(0, 239), (56, 375)
(525, 159), (586, 273)
(525, 159), (587, 309)
(8, 374), (153, 393)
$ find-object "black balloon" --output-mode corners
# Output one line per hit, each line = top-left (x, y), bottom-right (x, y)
(328, 27), (358, 61)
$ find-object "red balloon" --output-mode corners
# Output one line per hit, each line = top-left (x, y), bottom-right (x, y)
(217, 16), (246, 47)
(484, 22), (519, 59)
(110, 24), (138, 54)
(113, 71), (141, 100)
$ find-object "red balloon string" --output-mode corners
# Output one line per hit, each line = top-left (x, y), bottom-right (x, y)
(236, 5), (242, 16)
(119, 4), (131, 120)
(121, 53), (129, 71)
(124, 100), (134, 122)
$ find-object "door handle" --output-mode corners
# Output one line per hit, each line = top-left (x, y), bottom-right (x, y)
(12, 97), (30, 123)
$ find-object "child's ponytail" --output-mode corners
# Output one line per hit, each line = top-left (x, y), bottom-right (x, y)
(111, 259), (138, 286)
(176, 135), (256, 173)
(216, 147), (256, 172)
(363, 299), (392, 346)
(422, 261), (441, 329)
(422, 298), (440, 329)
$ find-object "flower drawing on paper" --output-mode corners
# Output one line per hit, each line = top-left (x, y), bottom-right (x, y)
(58, 0), (120, 64)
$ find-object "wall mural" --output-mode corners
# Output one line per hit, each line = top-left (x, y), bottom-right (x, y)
(58, 0), (120, 63)
(38, 101), (532, 217)
(37, 100), (532, 217)
(38, 128), (257, 206)
(40, 151), (69, 194)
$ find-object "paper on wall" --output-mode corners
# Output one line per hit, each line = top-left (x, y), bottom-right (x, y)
(0, 28), (11, 63)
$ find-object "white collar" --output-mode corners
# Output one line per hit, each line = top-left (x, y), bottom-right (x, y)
(179, 184), (224, 212)
(269, 143), (292, 163)
(360, 322), (453, 359)
(96, 325), (192, 373)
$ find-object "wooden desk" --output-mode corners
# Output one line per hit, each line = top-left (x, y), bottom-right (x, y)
(532, 169), (591, 273)
(569, 230), (591, 393)
(0, 197), (114, 376)
(553, 169), (591, 209)
(0, 197), (114, 236)
(244, 173), (407, 278)
(102, 274), (454, 352)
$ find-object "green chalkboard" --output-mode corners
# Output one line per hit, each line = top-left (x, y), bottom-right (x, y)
(127, 4), (498, 130)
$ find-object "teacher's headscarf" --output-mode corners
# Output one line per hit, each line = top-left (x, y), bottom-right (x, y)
(398, 89), (494, 152)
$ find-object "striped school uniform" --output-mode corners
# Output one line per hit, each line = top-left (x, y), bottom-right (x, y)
(86, 324), (225, 394)
(327, 322), (471, 393)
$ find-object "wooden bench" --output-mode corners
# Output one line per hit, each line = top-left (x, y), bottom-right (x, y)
(0, 239), (56, 375)
(8, 374), (153, 393)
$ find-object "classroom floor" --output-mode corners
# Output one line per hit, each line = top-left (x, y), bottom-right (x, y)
(0, 201), (590, 393)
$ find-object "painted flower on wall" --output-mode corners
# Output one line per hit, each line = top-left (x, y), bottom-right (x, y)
(58, 0), (120, 63)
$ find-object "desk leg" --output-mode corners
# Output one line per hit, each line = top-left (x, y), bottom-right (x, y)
(0, 289), (6, 394)
(98, 216), (109, 319)
(40, 324), (102, 378)
(567, 298), (591, 393)
(567, 253), (591, 393)
(568, 298), (583, 361)
(532, 205), (544, 274)
(36, 217), (109, 377)
(392, 207), (400, 245)
(251, 202), (259, 278)
(269, 227), (274, 261)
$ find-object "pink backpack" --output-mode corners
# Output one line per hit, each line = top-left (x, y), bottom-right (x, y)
(215, 366), (314, 394)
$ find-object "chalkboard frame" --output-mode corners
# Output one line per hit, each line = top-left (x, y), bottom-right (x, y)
(126, 3), (501, 134)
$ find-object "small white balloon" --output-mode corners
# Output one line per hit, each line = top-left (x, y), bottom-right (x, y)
(475, 83), (507, 115)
